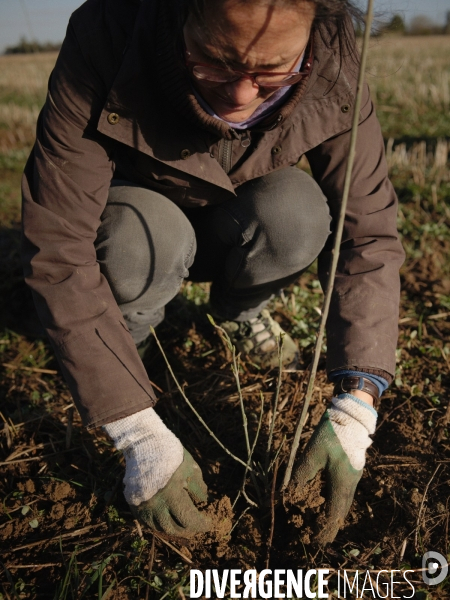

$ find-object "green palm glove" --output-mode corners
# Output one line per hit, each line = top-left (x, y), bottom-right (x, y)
(132, 449), (211, 539)
(288, 394), (377, 546)
(104, 407), (210, 539)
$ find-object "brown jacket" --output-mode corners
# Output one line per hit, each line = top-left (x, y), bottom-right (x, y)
(22, 0), (404, 428)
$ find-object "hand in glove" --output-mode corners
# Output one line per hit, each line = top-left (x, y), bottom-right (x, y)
(104, 407), (211, 538)
(288, 394), (377, 546)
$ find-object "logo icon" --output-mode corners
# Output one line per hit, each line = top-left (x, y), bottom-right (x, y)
(422, 551), (448, 586)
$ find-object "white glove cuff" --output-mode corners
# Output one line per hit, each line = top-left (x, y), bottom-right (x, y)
(331, 393), (377, 434)
(328, 394), (378, 470)
(104, 407), (183, 505)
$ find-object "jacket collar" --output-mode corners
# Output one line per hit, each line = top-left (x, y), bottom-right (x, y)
(97, 0), (235, 192)
(97, 1), (356, 188)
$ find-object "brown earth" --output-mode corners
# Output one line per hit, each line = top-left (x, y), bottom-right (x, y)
(0, 196), (449, 598)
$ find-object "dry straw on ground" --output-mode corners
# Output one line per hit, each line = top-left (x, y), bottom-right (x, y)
(0, 52), (55, 153)
(366, 36), (450, 116)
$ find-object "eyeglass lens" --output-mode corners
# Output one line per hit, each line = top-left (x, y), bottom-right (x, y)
(192, 66), (307, 88)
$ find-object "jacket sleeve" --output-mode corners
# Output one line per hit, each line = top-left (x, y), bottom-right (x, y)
(21, 14), (156, 429)
(306, 84), (405, 380)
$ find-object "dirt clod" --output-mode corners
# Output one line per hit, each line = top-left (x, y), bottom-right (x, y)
(42, 480), (75, 502)
(24, 479), (35, 493)
(50, 502), (65, 520)
(202, 496), (234, 544)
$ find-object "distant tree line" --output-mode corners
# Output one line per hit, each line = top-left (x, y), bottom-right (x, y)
(379, 12), (450, 36)
(4, 37), (62, 55)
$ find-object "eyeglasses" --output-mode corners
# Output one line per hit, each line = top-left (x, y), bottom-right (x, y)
(184, 42), (313, 89)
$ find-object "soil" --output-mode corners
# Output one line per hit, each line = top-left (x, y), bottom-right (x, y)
(0, 229), (449, 598)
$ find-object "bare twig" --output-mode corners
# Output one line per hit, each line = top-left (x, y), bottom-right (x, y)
(244, 392), (264, 494)
(5, 563), (61, 569)
(0, 411), (69, 434)
(4, 442), (47, 462)
(148, 379), (164, 393)
(207, 315), (252, 459)
(231, 345), (261, 504)
(0, 447), (81, 466)
(281, 0), (376, 490)
(414, 464), (441, 550)
(65, 407), (74, 450)
(2, 501), (39, 518)
(265, 457), (279, 569)
(1, 362), (58, 375)
(287, 372), (307, 417)
(236, 355), (264, 506)
(212, 317), (266, 505)
(9, 523), (107, 552)
(67, 540), (105, 555)
(232, 346), (252, 466)
(241, 488), (258, 508)
(151, 326), (249, 470)
(399, 538), (407, 562)
(153, 534), (193, 565)
(229, 507), (251, 534)
(251, 393), (265, 465)
(268, 435), (286, 473)
(134, 519), (144, 540)
(427, 311), (450, 320)
(373, 463), (421, 469)
(266, 334), (284, 469)
(145, 535), (156, 600)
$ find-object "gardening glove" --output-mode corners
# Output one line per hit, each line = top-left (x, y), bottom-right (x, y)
(104, 407), (210, 538)
(289, 394), (377, 546)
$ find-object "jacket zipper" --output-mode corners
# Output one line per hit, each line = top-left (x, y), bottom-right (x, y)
(220, 139), (233, 174)
(240, 131), (251, 148)
(219, 131), (251, 174)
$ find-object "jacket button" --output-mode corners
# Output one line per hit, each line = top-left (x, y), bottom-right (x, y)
(341, 104), (350, 113)
(271, 145), (282, 155)
(107, 112), (120, 125)
(180, 149), (191, 160)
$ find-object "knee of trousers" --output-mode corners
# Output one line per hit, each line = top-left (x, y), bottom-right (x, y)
(218, 168), (332, 280)
(95, 184), (196, 305)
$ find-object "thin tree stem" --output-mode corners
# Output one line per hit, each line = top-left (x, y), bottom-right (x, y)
(207, 315), (264, 505)
(281, 0), (376, 490)
(230, 338), (262, 505)
(151, 327), (250, 470)
(240, 392), (265, 506)
(232, 347), (252, 461)
(266, 334), (284, 471)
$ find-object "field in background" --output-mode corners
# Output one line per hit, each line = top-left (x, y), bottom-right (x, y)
(366, 36), (450, 139)
(0, 38), (449, 599)
(0, 52), (55, 229)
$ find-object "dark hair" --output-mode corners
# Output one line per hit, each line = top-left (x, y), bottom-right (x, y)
(168, 0), (365, 65)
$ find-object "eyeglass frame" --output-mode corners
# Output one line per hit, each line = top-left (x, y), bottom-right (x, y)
(183, 38), (314, 89)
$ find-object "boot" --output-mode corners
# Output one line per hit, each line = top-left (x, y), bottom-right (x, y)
(218, 309), (299, 370)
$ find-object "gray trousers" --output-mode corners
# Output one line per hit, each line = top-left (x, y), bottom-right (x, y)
(95, 168), (331, 344)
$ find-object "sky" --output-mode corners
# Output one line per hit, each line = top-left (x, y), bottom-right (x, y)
(0, 0), (449, 53)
